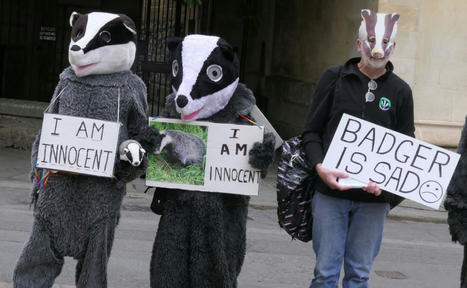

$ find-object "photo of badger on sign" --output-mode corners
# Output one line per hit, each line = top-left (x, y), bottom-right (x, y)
(155, 129), (206, 167)
(147, 120), (208, 186)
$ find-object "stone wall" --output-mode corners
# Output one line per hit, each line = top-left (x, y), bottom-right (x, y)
(379, 0), (466, 147)
(263, 0), (378, 138)
(213, 0), (466, 147)
(0, 98), (47, 149)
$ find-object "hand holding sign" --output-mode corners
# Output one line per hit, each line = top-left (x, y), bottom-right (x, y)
(362, 181), (382, 196)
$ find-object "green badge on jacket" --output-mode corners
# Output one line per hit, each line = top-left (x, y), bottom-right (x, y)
(379, 97), (391, 111)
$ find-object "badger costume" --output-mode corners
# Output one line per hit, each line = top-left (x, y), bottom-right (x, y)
(13, 12), (156, 287)
(445, 116), (467, 287)
(150, 34), (275, 288)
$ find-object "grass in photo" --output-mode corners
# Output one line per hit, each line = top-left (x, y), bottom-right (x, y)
(147, 121), (208, 185)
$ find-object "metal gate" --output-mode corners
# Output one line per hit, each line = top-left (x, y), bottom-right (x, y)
(0, 0), (143, 103)
(137, 0), (212, 116)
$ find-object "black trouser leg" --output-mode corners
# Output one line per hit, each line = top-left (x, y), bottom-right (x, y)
(461, 245), (467, 288)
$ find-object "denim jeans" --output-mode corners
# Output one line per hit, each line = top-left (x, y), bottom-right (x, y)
(309, 192), (390, 288)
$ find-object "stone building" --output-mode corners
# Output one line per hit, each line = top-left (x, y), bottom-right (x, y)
(1, 0), (466, 149)
(213, 0), (466, 148)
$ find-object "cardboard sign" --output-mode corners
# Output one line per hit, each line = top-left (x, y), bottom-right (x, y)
(250, 105), (283, 150)
(323, 114), (460, 209)
(146, 118), (264, 196)
(37, 113), (120, 177)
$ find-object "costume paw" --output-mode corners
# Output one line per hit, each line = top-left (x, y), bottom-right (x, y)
(248, 133), (275, 178)
(134, 126), (160, 154)
(119, 140), (146, 167)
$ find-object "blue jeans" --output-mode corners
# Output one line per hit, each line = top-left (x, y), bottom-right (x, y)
(309, 192), (390, 288)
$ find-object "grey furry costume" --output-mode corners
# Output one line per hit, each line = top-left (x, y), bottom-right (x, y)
(150, 83), (275, 288)
(445, 116), (467, 287)
(13, 67), (154, 287)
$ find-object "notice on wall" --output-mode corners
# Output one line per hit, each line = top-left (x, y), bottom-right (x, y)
(322, 113), (460, 209)
(39, 26), (56, 41)
(37, 113), (120, 178)
(146, 117), (264, 196)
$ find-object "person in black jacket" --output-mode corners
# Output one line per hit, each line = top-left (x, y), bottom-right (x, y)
(302, 9), (415, 288)
(445, 117), (467, 288)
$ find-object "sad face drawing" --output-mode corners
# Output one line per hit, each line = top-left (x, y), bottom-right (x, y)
(419, 180), (443, 203)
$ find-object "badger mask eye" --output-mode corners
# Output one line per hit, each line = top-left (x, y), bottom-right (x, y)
(206, 64), (223, 82)
(172, 60), (179, 77)
(99, 31), (111, 43)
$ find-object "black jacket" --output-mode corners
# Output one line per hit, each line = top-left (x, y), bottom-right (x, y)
(303, 57), (415, 206)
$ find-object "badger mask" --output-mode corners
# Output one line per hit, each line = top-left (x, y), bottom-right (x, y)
(169, 34), (240, 121)
(68, 12), (137, 77)
(359, 9), (399, 69)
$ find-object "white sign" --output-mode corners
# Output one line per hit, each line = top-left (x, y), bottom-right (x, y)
(323, 114), (460, 209)
(37, 113), (120, 177)
(146, 118), (264, 196)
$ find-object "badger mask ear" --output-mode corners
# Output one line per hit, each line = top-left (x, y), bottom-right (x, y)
(168, 37), (183, 53)
(361, 9), (372, 20)
(69, 11), (80, 27)
(218, 39), (235, 62)
(119, 14), (137, 35)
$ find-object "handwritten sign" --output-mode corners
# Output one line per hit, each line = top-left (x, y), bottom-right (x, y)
(37, 113), (120, 177)
(323, 113), (460, 209)
(146, 118), (264, 196)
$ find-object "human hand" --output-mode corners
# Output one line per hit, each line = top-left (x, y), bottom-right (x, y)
(362, 181), (382, 196)
(315, 163), (352, 191)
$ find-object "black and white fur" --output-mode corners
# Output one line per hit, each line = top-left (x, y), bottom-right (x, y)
(12, 12), (155, 288)
(170, 34), (240, 121)
(68, 12), (137, 77)
(150, 34), (275, 288)
(119, 139), (146, 166)
(154, 130), (205, 166)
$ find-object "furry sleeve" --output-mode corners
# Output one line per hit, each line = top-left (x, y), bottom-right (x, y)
(114, 76), (149, 184)
(445, 116), (467, 244)
(244, 114), (276, 178)
(30, 81), (65, 203)
(113, 76), (158, 184)
(30, 81), (65, 179)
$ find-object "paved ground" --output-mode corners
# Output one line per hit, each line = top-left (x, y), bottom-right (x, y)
(0, 147), (462, 287)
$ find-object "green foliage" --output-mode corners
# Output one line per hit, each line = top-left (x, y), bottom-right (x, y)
(150, 121), (208, 143)
(147, 120), (208, 185)
(147, 153), (205, 185)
